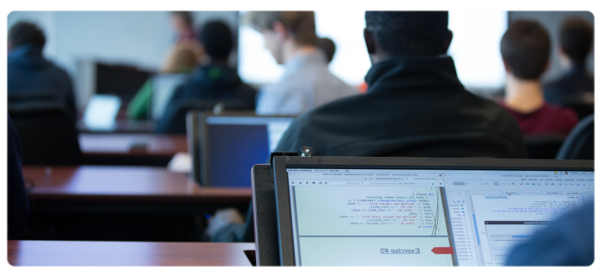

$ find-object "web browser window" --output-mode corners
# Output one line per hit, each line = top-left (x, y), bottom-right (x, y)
(285, 169), (594, 266)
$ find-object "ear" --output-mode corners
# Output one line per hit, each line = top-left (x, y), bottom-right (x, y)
(272, 21), (288, 41)
(502, 58), (511, 73)
(364, 28), (376, 55)
(441, 30), (453, 54)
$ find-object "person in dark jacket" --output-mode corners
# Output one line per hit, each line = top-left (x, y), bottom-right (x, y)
(7, 114), (30, 239)
(8, 21), (77, 123)
(208, 11), (527, 244)
(275, 12), (527, 158)
(157, 20), (256, 134)
(544, 17), (594, 106)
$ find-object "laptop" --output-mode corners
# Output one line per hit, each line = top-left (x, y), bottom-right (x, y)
(82, 94), (121, 131)
(269, 156), (594, 266)
(187, 111), (295, 187)
(151, 73), (188, 121)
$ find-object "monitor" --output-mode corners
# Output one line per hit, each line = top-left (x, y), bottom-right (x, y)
(195, 112), (295, 187)
(151, 74), (189, 121)
(238, 11), (508, 90)
(272, 156), (593, 266)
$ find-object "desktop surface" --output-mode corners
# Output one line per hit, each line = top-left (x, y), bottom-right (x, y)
(8, 240), (254, 266)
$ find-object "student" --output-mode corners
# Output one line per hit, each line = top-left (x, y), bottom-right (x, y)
(127, 41), (201, 120)
(247, 11), (356, 115)
(171, 11), (197, 42)
(156, 20), (257, 133)
(544, 17), (594, 106)
(275, 11), (527, 158)
(499, 20), (578, 137)
(317, 37), (336, 64)
(505, 201), (594, 266)
(8, 22), (77, 123)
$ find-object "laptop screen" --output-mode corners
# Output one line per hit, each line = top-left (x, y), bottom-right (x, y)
(285, 168), (594, 266)
(205, 116), (294, 186)
(152, 74), (188, 121)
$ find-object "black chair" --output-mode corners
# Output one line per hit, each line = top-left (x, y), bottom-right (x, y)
(556, 115), (594, 160)
(8, 100), (82, 165)
(156, 98), (255, 134)
(562, 101), (594, 120)
(524, 134), (566, 159)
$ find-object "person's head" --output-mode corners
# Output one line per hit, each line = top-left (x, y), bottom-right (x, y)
(199, 20), (233, 62)
(317, 37), (336, 64)
(171, 11), (194, 33)
(559, 17), (593, 66)
(8, 21), (46, 51)
(364, 12), (452, 64)
(161, 41), (201, 73)
(246, 11), (318, 64)
(500, 20), (551, 80)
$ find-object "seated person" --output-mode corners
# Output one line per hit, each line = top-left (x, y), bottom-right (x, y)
(207, 12), (528, 243)
(7, 114), (30, 239)
(499, 20), (578, 137)
(275, 12), (527, 158)
(8, 22), (77, 123)
(247, 11), (356, 115)
(544, 17), (594, 106)
(157, 20), (257, 133)
(316, 37), (336, 65)
(505, 201), (594, 266)
(127, 41), (201, 120)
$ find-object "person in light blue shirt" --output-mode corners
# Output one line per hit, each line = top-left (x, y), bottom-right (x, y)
(246, 12), (356, 116)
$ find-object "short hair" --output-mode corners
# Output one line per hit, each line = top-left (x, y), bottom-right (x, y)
(365, 11), (450, 56)
(317, 37), (336, 64)
(172, 11), (193, 27)
(162, 41), (200, 73)
(560, 17), (593, 64)
(199, 20), (233, 59)
(246, 11), (317, 46)
(500, 20), (551, 80)
(8, 21), (46, 49)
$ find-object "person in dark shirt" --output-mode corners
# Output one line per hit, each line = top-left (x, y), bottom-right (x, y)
(505, 201), (594, 266)
(544, 17), (594, 106)
(157, 20), (257, 133)
(275, 11), (527, 158)
(7, 114), (31, 239)
(499, 20), (578, 137)
(8, 21), (77, 123)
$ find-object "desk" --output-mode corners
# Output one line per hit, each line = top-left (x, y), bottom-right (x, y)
(77, 119), (154, 133)
(8, 240), (254, 266)
(79, 133), (187, 166)
(22, 166), (252, 241)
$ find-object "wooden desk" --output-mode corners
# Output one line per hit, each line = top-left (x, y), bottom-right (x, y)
(79, 133), (187, 166)
(77, 119), (154, 133)
(21, 166), (252, 241)
(8, 240), (254, 266)
(23, 166), (252, 204)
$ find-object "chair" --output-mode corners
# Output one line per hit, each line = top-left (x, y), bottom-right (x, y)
(156, 98), (255, 134)
(8, 99), (82, 165)
(524, 134), (566, 159)
(562, 101), (594, 120)
(556, 115), (594, 160)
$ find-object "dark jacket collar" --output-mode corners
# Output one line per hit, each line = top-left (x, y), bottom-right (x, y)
(364, 55), (464, 94)
(8, 44), (47, 68)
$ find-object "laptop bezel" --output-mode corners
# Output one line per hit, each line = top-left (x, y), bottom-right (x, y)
(272, 156), (594, 266)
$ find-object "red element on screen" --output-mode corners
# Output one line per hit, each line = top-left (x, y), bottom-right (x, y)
(431, 247), (454, 254)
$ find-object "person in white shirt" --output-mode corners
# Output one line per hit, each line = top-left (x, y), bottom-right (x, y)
(246, 11), (356, 116)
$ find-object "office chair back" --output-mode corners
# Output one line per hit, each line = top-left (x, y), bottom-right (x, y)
(562, 101), (594, 120)
(556, 115), (594, 160)
(156, 98), (255, 134)
(8, 100), (82, 165)
(524, 134), (566, 159)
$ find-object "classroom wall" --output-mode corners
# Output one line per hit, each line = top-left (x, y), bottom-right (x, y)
(509, 11), (594, 82)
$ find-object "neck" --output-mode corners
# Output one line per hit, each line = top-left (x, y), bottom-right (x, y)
(201, 56), (228, 67)
(504, 74), (545, 114)
(283, 42), (318, 64)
